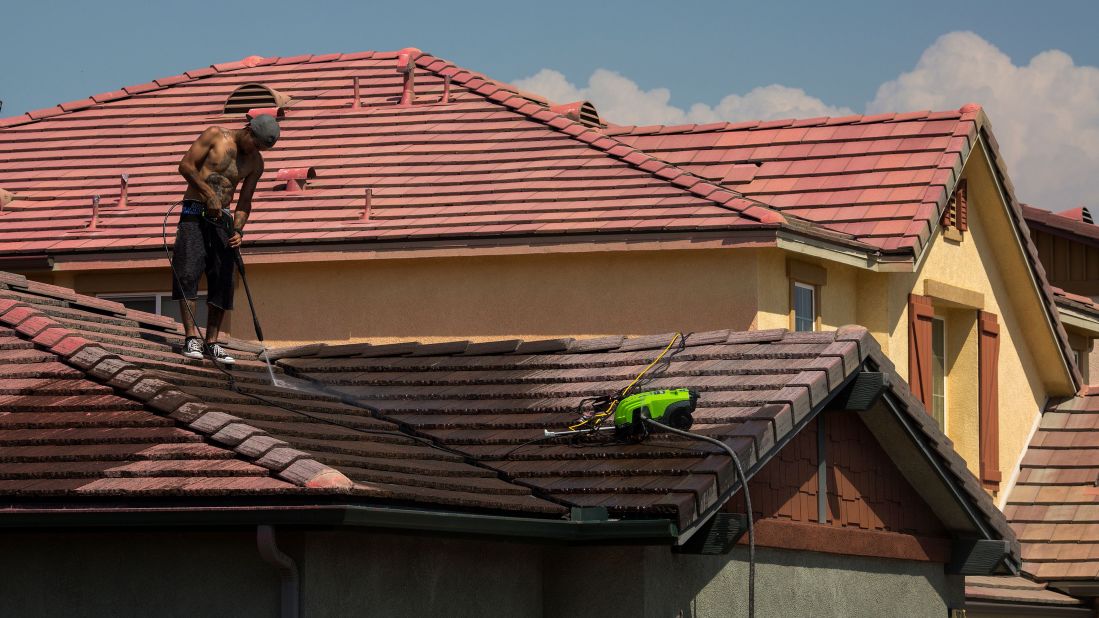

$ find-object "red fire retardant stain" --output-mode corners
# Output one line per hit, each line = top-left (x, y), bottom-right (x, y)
(0, 50), (789, 262)
(611, 106), (983, 253)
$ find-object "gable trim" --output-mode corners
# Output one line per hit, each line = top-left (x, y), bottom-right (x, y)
(972, 133), (1079, 392)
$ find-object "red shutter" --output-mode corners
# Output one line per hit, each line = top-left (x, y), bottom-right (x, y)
(979, 311), (1001, 489)
(908, 294), (935, 408)
(956, 180), (969, 232)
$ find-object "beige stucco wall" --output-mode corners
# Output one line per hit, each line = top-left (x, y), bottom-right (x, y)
(872, 147), (1069, 496)
(59, 248), (765, 346)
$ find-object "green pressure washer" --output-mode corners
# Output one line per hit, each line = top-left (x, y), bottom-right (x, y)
(545, 388), (699, 440)
(612, 388), (699, 439)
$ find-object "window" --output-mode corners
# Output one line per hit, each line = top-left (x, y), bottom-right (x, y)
(793, 282), (816, 332)
(930, 317), (947, 430)
(99, 292), (208, 324)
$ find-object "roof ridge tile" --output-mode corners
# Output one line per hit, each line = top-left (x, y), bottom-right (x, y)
(414, 52), (787, 226)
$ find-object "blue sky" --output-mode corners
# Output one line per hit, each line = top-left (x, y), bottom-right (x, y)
(3, 1), (1099, 209)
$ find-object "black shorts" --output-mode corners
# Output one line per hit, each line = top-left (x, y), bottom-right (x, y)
(170, 201), (237, 310)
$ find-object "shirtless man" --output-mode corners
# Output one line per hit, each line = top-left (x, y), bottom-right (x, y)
(171, 115), (279, 363)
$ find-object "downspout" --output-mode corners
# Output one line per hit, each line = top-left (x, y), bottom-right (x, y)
(257, 525), (300, 618)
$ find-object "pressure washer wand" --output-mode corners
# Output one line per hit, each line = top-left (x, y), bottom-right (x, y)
(231, 248), (289, 388)
(233, 250), (264, 343)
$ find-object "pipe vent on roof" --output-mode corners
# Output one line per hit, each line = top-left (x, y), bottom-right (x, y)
(276, 167), (317, 192)
(550, 101), (604, 128)
(224, 84), (291, 116)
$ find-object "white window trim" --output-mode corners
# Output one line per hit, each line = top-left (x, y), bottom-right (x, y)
(793, 281), (817, 332)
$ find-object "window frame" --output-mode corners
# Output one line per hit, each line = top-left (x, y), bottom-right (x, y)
(97, 291), (208, 320)
(790, 281), (820, 332)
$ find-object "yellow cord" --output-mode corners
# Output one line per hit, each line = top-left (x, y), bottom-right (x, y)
(568, 332), (683, 431)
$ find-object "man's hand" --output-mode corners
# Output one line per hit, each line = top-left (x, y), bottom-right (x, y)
(228, 232), (243, 249)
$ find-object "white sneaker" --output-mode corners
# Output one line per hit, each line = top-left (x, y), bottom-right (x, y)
(206, 342), (236, 365)
(182, 337), (204, 360)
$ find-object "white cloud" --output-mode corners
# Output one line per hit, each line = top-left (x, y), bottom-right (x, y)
(514, 32), (1099, 211)
(869, 31), (1099, 211)
(512, 68), (852, 127)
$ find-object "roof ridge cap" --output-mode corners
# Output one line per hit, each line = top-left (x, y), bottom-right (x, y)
(606, 107), (970, 137)
(0, 297), (353, 490)
(0, 54), (289, 130)
(415, 53), (786, 226)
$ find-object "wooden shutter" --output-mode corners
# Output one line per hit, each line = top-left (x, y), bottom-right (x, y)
(979, 311), (1001, 489)
(908, 294), (935, 408)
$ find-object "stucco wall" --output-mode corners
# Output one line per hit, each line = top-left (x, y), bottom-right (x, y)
(57, 248), (765, 347)
(0, 528), (962, 618)
(874, 148), (1063, 492)
(0, 530), (278, 618)
(300, 531), (544, 618)
(545, 545), (964, 618)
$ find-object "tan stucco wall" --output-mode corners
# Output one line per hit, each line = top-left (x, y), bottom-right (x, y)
(58, 249), (765, 346)
(871, 148), (1069, 495)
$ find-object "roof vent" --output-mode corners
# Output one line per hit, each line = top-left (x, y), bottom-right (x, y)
(550, 101), (603, 128)
(1057, 206), (1094, 225)
(0, 188), (13, 214)
(224, 84), (290, 116)
(276, 167), (317, 192)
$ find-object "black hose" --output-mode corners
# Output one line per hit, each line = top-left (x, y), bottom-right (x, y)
(645, 417), (755, 618)
(159, 202), (468, 458)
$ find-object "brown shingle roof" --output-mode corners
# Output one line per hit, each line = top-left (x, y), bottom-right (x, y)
(0, 273), (562, 514)
(965, 575), (1086, 609)
(1006, 389), (1099, 580)
(272, 326), (1017, 550)
(0, 271), (1016, 550)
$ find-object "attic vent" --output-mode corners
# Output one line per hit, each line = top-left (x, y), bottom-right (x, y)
(1084, 207), (1094, 224)
(224, 84), (290, 116)
(550, 100), (604, 128)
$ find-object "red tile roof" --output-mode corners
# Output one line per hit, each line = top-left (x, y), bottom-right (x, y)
(1023, 203), (1099, 247)
(0, 51), (816, 262)
(616, 115), (1084, 391)
(609, 109), (980, 254)
(0, 271), (1015, 548)
(1006, 389), (1099, 580)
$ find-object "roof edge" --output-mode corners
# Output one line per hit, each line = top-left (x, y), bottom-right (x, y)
(0, 503), (678, 542)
